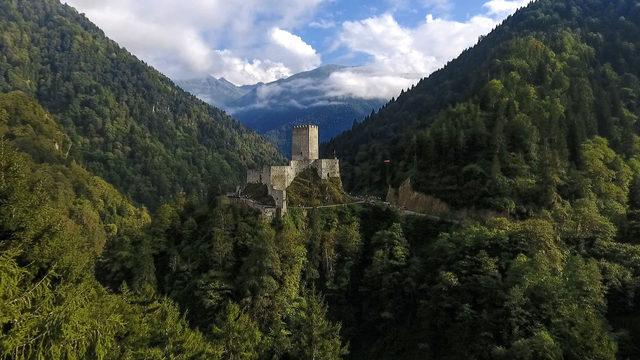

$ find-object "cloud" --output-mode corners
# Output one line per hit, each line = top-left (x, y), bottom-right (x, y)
(63, 0), (324, 84)
(210, 51), (292, 85)
(309, 19), (336, 29)
(326, 69), (417, 99)
(339, 14), (434, 76)
(329, 0), (533, 99)
(269, 28), (322, 71)
(63, 0), (534, 95)
(483, 0), (532, 16)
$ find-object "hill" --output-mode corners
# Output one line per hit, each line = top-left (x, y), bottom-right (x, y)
(0, 91), (227, 358)
(327, 0), (640, 214)
(179, 65), (387, 154)
(0, 0), (281, 209)
(7, 1), (640, 359)
(0, 90), (351, 359)
(5, 91), (639, 360)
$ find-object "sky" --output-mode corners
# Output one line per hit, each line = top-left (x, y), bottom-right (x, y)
(62, 0), (532, 99)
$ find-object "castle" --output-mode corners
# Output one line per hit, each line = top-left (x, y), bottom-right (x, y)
(246, 125), (340, 214)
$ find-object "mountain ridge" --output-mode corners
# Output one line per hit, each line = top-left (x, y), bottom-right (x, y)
(0, 0), (282, 209)
(326, 0), (640, 211)
(5, 1), (640, 359)
(178, 65), (387, 154)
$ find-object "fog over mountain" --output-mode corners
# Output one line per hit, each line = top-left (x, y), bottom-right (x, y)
(178, 65), (387, 153)
(176, 77), (260, 108)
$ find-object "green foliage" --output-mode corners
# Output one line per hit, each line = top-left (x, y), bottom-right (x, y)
(0, 0), (281, 209)
(578, 137), (632, 224)
(287, 168), (347, 207)
(328, 0), (640, 216)
(151, 198), (347, 358)
(322, 6), (640, 355)
(0, 97), (218, 359)
(6, 1), (640, 359)
(288, 290), (348, 360)
(211, 302), (263, 360)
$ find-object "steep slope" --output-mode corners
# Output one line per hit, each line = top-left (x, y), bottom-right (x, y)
(0, 91), (222, 358)
(327, 0), (640, 213)
(180, 65), (386, 154)
(0, 0), (281, 209)
(3, 95), (640, 360)
(0, 91), (348, 359)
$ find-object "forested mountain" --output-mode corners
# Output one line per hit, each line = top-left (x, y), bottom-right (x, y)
(0, 91), (221, 358)
(327, 0), (640, 212)
(7, 0), (640, 359)
(4, 91), (639, 360)
(0, 91), (348, 359)
(0, 0), (281, 209)
(179, 65), (387, 154)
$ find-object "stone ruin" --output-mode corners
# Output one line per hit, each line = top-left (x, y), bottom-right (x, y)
(246, 125), (340, 214)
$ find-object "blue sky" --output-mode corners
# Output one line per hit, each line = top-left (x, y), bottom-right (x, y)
(301, 0), (490, 65)
(64, 0), (531, 98)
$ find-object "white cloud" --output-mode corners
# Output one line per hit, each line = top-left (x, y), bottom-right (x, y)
(340, 14), (434, 76)
(326, 69), (417, 99)
(269, 28), (322, 71)
(62, 0), (534, 95)
(329, 0), (533, 99)
(210, 51), (292, 85)
(63, 0), (324, 84)
(483, 0), (532, 16)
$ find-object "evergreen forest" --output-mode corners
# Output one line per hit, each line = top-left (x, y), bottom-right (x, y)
(3, 0), (640, 359)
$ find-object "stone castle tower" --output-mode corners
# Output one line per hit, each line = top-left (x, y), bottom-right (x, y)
(246, 125), (340, 214)
(292, 125), (319, 161)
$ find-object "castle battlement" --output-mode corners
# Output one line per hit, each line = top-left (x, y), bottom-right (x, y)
(293, 124), (318, 129)
(245, 125), (340, 215)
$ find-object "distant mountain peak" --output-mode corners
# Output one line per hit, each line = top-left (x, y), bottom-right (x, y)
(217, 77), (236, 86)
(178, 64), (386, 154)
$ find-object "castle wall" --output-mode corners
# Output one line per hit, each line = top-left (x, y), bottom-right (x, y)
(262, 167), (272, 186)
(248, 158), (340, 190)
(290, 159), (313, 178)
(269, 166), (295, 191)
(245, 125), (339, 216)
(308, 126), (319, 160)
(268, 188), (287, 213)
(315, 159), (340, 179)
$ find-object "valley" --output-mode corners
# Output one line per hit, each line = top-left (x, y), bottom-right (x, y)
(3, 0), (640, 359)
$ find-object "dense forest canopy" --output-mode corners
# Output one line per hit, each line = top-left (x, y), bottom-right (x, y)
(0, 0), (281, 209)
(5, 0), (640, 359)
(0, 92), (347, 359)
(327, 0), (640, 214)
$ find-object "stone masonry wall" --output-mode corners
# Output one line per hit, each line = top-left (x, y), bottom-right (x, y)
(269, 166), (294, 191)
(308, 125), (319, 160)
(292, 125), (319, 161)
(289, 160), (313, 178)
(245, 125), (338, 215)
(315, 159), (340, 179)
(247, 159), (340, 188)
